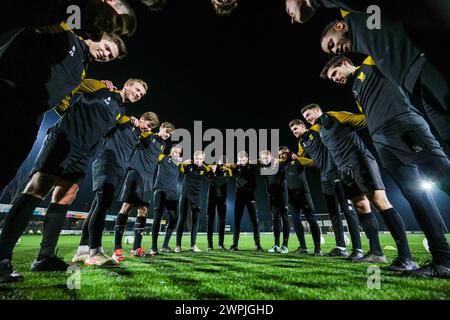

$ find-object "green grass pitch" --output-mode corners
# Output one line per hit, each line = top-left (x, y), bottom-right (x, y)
(1, 234), (449, 300)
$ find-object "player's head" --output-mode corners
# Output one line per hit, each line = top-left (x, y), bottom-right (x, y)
(170, 144), (183, 161)
(211, 0), (239, 16)
(259, 150), (272, 165)
(301, 103), (323, 125)
(84, 0), (136, 40)
(320, 55), (355, 84)
(237, 151), (249, 166)
(122, 78), (148, 103)
(139, 111), (160, 132)
(285, 0), (316, 24)
(320, 20), (351, 54)
(289, 119), (306, 138)
(85, 33), (127, 62)
(193, 151), (205, 167)
(278, 146), (290, 160)
(158, 122), (176, 140)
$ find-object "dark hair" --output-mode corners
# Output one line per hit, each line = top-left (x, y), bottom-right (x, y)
(211, 0), (239, 16)
(103, 33), (128, 59)
(301, 103), (321, 115)
(289, 119), (305, 128)
(320, 20), (342, 44)
(278, 146), (290, 152)
(140, 0), (168, 12)
(320, 55), (353, 79)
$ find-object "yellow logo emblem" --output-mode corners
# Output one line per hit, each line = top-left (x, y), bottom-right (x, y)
(357, 72), (366, 82)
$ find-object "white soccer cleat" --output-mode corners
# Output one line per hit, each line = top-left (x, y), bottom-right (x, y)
(174, 246), (181, 253)
(85, 252), (118, 267)
(280, 245), (289, 254)
(268, 245), (281, 253)
(190, 245), (202, 253)
(71, 252), (90, 264)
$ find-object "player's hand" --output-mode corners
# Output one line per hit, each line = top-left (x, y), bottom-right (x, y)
(130, 116), (139, 127)
(102, 80), (117, 91)
(285, 0), (316, 24)
(291, 153), (299, 160)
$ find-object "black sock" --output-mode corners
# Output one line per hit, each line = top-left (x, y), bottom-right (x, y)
(380, 208), (413, 260)
(114, 213), (128, 250)
(358, 213), (383, 256)
(162, 229), (174, 249)
(38, 203), (69, 260)
(294, 221), (307, 249)
(88, 188), (114, 249)
(0, 193), (41, 261)
(133, 216), (146, 250)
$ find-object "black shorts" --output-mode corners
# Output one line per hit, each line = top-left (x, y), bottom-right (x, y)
(339, 156), (385, 199)
(267, 186), (286, 208)
(118, 169), (154, 205)
(31, 130), (93, 184)
(92, 159), (126, 196)
(154, 189), (179, 213)
(371, 112), (446, 168)
(179, 193), (201, 210)
(287, 188), (315, 213)
(320, 170), (339, 196)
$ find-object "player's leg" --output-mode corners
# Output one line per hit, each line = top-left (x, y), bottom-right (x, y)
(175, 196), (189, 252)
(322, 192), (347, 254)
(31, 180), (80, 271)
(246, 194), (263, 251)
(131, 205), (147, 256)
(0, 171), (57, 283)
(279, 205), (290, 254)
(351, 194), (386, 263)
(268, 204), (282, 252)
(230, 191), (245, 251)
(72, 197), (97, 263)
(415, 154), (450, 195)
(384, 162), (450, 277)
(85, 183), (117, 266)
(162, 199), (178, 252)
(190, 200), (201, 252)
(150, 190), (165, 254)
(206, 194), (216, 250)
(333, 180), (363, 259)
(112, 202), (131, 261)
(298, 189), (323, 254)
(217, 197), (227, 250)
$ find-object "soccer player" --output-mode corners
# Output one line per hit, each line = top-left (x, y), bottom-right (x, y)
(108, 122), (175, 262)
(301, 104), (418, 271)
(0, 21), (127, 191)
(278, 146), (322, 255)
(228, 151), (264, 252)
(0, 77), (145, 283)
(206, 159), (233, 251)
(289, 120), (363, 259)
(71, 110), (158, 265)
(259, 150), (290, 254)
(175, 151), (210, 253)
(149, 145), (183, 255)
(321, 55), (450, 278)
(319, 13), (450, 145)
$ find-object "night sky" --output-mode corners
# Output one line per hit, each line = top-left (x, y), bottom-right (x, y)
(2, 0), (449, 232)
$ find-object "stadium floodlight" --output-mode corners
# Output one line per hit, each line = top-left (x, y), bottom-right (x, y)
(420, 180), (434, 190)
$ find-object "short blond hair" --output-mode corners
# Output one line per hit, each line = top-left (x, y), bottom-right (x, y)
(193, 150), (205, 158)
(125, 78), (148, 91)
(161, 122), (176, 132)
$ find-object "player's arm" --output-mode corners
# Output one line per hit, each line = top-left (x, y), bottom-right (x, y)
(328, 111), (367, 128)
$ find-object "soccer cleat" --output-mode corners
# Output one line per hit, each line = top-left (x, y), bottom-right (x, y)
(71, 252), (90, 264)
(229, 245), (239, 252)
(85, 252), (118, 267)
(268, 245), (281, 253)
(387, 257), (418, 272)
(403, 262), (450, 278)
(294, 247), (309, 254)
(218, 246), (228, 251)
(0, 259), (23, 284)
(190, 245), (202, 253)
(353, 252), (388, 264)
(130, 248), (145, 257)
(112, 249), (125, 262)
(30, 256), (69, 272)
(174, 246), (181, 253)
(312, 248), (323, 256)
(280, 245), (289, 254)
(161, 247), (173, 253)
(147, 249), (158, 256)
(328, 247), (350, 258)
(206, 247), (213, 252)
(346, 250), (364, 261)
(255, 245), (264, 252)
